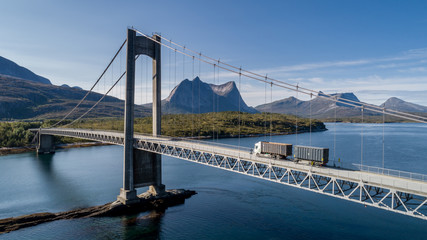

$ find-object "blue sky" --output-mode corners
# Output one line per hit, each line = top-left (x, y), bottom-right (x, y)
(1, 0), (427, 106)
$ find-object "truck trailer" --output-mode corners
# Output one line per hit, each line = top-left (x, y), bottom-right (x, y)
(253, 141), (292, 159)
(294, 145), (329, 166)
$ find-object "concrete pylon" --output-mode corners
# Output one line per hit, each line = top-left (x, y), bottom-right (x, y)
(118, 29), (165, 205)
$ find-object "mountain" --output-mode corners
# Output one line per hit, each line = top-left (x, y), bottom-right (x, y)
(380, 97), (427, 113)
(256, 92), (368, 118)
(160, 77), (258, 114)
(0, 75), (150, 120)
(0, 56), (51, 84)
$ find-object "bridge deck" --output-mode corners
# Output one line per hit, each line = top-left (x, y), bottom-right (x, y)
(32, 128), (427, 220)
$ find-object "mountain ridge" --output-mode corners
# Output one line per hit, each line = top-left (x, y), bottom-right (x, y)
(255, 92), (427, 118)
(0, 56), (51, 85)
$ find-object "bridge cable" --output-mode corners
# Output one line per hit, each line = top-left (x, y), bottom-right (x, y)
(217, 64), (220, 141)
(198, 52), (201, 139)
(238, 67), (242, 153)
(174, 49), (177, 136)
(146, 31), (427, 123)
(133, 29), (427, 123)
(270, 81), (273, 142)
(334, 95), (337, 163)
(361, 106), (364, 168)
(48, 39), (127, 128)
(382, 108), (385, 170)
(192, 56), (195, 137)
(212, 64), (216, 141)
(264, 80), (267, 141)
(295, 84), (298, 145)
(168, 41), (172, 132)
(140, 54), (143, 119)
(63, 71), (127, 127)
(309, 93), (312, 146)
(63, 54), (141, 128)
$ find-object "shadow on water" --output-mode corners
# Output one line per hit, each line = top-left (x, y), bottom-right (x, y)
(34, 153), (91, 207)
(121, 210), (164, 240)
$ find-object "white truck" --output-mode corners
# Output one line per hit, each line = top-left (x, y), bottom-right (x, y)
(253, 141), (292, 159)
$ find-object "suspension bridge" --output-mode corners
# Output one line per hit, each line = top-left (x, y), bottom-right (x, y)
(31, 28), (427, 220)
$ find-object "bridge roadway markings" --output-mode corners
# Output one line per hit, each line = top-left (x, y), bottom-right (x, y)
(32, 128), (427, 220)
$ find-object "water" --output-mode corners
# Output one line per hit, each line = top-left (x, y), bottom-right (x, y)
(1, 123), (426, 239)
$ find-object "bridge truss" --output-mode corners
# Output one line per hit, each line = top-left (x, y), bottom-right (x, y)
(34, 128), (427, 220)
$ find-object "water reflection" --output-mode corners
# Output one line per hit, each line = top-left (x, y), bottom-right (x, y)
(121, 210), (164, 240)
(34, 152), (91, 208)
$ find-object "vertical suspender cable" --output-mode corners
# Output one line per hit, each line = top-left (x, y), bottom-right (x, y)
(264, 80), (267, 141)
(382, 108), (385, 171)
(334, 95), (337, 163)
(213, 64), (216, 141)
(174, 49), (177, 136)
(270, 81), (273, 142)
(183, 47), (186, 81)
(295, 84), (299, 145)
(198, 53), (201, 139)
(238, 68), (242, 153)
(361, 106), (364, 168)
(309, 93), (312, 146)
(217, 63), (220, 141)
(192, 56), (195, 137)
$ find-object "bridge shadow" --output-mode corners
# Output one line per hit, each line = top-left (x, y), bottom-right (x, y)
(34, 153), (91, 207)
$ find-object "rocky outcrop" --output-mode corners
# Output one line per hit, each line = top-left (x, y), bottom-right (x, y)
(0, 189), (196, 234)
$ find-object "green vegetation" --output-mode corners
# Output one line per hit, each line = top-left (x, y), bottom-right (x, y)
(0, 112), (326, 149)
(67, 112), (326, 138)
(0, 122), (41, 147)
(319, 112), (427, 123)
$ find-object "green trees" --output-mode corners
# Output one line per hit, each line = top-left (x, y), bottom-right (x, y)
(0, 122), (41, 147)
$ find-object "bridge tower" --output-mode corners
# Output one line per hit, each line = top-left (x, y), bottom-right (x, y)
(117, 29), (165, 204)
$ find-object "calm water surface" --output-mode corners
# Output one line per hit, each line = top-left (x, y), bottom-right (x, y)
(1, 123), (426, 239)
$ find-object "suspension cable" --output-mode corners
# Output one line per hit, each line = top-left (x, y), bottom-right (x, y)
(155, 32), (427, 122)
(309, 93), (312, 146)
(48, 39), (127, 128)
(238, 67), (242, 152)
(361, 106), (364, 167)
(63, 71), (126, 127)
(334, 95), (337, 162)
(382, 108), (385, 170)
(295, 84), (298, 145)
(132, 29), (427, 123)
(270, 81), (273, 142)
(212, 64), (216, 141)
(192, 56), (195, 137)
(264, 80), (267, 140)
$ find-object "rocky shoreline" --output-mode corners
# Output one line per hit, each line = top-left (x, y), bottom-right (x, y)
(0, 189), (196, 234)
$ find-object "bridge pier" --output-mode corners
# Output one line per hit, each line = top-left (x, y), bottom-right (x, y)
(37, 134), (55, 154)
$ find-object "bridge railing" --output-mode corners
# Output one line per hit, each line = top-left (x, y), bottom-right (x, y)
(352, 163), (427, 182)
